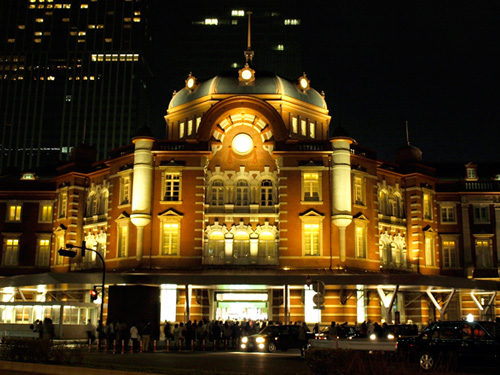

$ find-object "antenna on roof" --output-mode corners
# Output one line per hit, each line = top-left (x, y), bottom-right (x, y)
(406, 120), (410, 146)
(244, 11), (254, 64)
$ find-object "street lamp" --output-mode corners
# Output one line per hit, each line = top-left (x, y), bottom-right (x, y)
(58, 241), (106, 337)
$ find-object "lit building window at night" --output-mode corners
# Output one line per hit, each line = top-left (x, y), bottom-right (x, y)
(303, 223), (320, 256)
(284, 19), (300, 25)
(7, 203), (22, 222)
(163, 172), (181, 202)
(441, 238), (458, 268)
(204, 18), (219, 25)
(161, 223), (179, 256)
(231, 10), (245, 17)
(2, 238), (20, 266)
(302, 172), (320, 202)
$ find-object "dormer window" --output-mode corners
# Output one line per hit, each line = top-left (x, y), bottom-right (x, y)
(465, 162), (477, 181)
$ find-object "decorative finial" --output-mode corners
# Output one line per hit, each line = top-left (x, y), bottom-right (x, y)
(406, 121), (410, 146)
(244, 11), (254, 64)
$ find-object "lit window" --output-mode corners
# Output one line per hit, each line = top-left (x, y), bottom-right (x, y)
(233, 231), (250, 258)
(117, 222), (129, 258)
(163, 172), (181, 202)
(291, 117), (298, 133)
(39, 202), (53, 222)
(355, 226), (367, 259)
(188, 120), (193, 136)
(55, 233), (65, 265)
(78, 31), (86, 36)
(208, 231), (225, 258)
(231, 10), (245, 17)
(7, 203), (22, 221)
(7, 39), (15, 43)
(441, 237), (458, 268)
(440, 204), (456, 224)
(258, 231), (275, 258)
(300, 119), (307, 136)
(179, 122), (184, 138)
(284, 19), (300, 25)
(18, 25), (25, 29)
(275, 44), (284, 51)
(37, 236), (51, 267)
(353, 176), (365, 205)
(58, 191), (67, 218)
(423, 192), (433, 220)
(133, 17), (141, 22)
(210, 179), (224, 206)
(425, 233), (435, 267)
(35, 18), (44, 23)
(161, 223), (179, 256)
(302, 172), (320, 202)
(204, 18), (218, 25)
(475, 237), (493, 269)
(309, 122), (315, 138)
(303, 223), (320, 256)
(81, 4), (88, 9)
(3, 238), (20, 266)
(120, 175), (131, 205)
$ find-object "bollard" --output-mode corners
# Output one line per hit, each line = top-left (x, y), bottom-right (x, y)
(130, 341), (133, 354)
(88, 338), (91, 352)
(113, 340), (117, 354)
(121, 340), (125, 354)
(166, 339), (170, 352)
(225, 339), (228, 351)
(213, 340), (216, 351)
(178, 340), (182, 352)
(140, 340), (143, 353)
(153, 339), (157, 353)
(104, 339), (108, 354)
(191, 340), (194, 352)
(202, 339), (205, 351)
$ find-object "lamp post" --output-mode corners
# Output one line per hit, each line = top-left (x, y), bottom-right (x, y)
(58, 241), (106, 337)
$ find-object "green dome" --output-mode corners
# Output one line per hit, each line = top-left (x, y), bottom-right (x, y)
(168, 71), (327, 109)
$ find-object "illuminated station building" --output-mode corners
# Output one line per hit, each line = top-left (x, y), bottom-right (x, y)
(1, 51), (500, 338)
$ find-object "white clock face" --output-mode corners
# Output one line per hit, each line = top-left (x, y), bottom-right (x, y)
(241, 69), (253, 81)
(232, 133), (254, 155)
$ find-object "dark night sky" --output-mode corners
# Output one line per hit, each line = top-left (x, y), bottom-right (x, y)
(155, 1), (500, 164)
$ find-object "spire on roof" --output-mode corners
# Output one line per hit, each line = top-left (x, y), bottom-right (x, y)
(244, 11), (254, 64)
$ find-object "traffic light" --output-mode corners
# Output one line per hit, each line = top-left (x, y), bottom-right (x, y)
(58, 248), (77, 258)
(90, 287), (98, 301)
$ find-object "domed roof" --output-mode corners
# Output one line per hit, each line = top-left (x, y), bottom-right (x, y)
(168, 71), (327, 110)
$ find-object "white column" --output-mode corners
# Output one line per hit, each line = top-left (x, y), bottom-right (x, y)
(131, 136), (154, 261)
(331, 138), (354, 262)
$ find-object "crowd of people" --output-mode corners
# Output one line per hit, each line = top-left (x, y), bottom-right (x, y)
(29, 318), (55, 340)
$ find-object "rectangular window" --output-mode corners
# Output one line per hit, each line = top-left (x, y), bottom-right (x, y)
(120, 175), (131, 205)
(354, 176), (364, 205)
(117, 225), (128, 258)
(302, 172), (320, 202)
(59, 192), (67, 218)
(300, 119), (307, 136)
(304, 223), (320, 256)
(423, 192), (432, 220)
(440, 204), (456, 224)
(164, 173), (181, 201)
(475, 238), (493, 268)
(2, 238), (20, 266)
(442, 238), (458, 268)
(161, 223), (179, 256)
(39, 203), (53, 222)
(55, 235), (65, 265)
(425, 236), (435, 267)
(7, 204), (22, 221)
(37, 238), (51, 267)
(291, 117), (298, 133)
(179, 122), (185, 138)
(473, 205), (490, 224)
(309, 122), (315, 138)
(188, 120), (193, 136)
(355, 226), (367, 259)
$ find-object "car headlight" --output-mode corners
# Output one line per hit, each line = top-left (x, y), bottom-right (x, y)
(256, 337), (265, 344)
(241, 337), (248, 344)
(369, 334), (377, 340)
(387, 333), (395, 340)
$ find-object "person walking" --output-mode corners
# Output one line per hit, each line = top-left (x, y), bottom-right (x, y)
(298, 322), (309, 357)
(130, 323), (140, 352)
(142, 320), (152, 352)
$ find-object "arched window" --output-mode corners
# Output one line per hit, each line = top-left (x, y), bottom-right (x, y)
(208, 231), (225, 258)
(210, 180), (224, 206)
(233, 231), (250, 258)
(258, 231), (275, 258)
(379, 190), (389, 216)
(260, 179), (274, 206)
(87, 192), (98, 216)
(235, 180), (249, 206)
(99, 189), (109, 215)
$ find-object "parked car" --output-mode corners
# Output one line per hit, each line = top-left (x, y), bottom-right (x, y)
(397, 320), (500, 371)
(241, 324), (315, 352)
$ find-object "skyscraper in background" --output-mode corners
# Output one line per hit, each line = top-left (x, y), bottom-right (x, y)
(0, 0), (153, 173)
